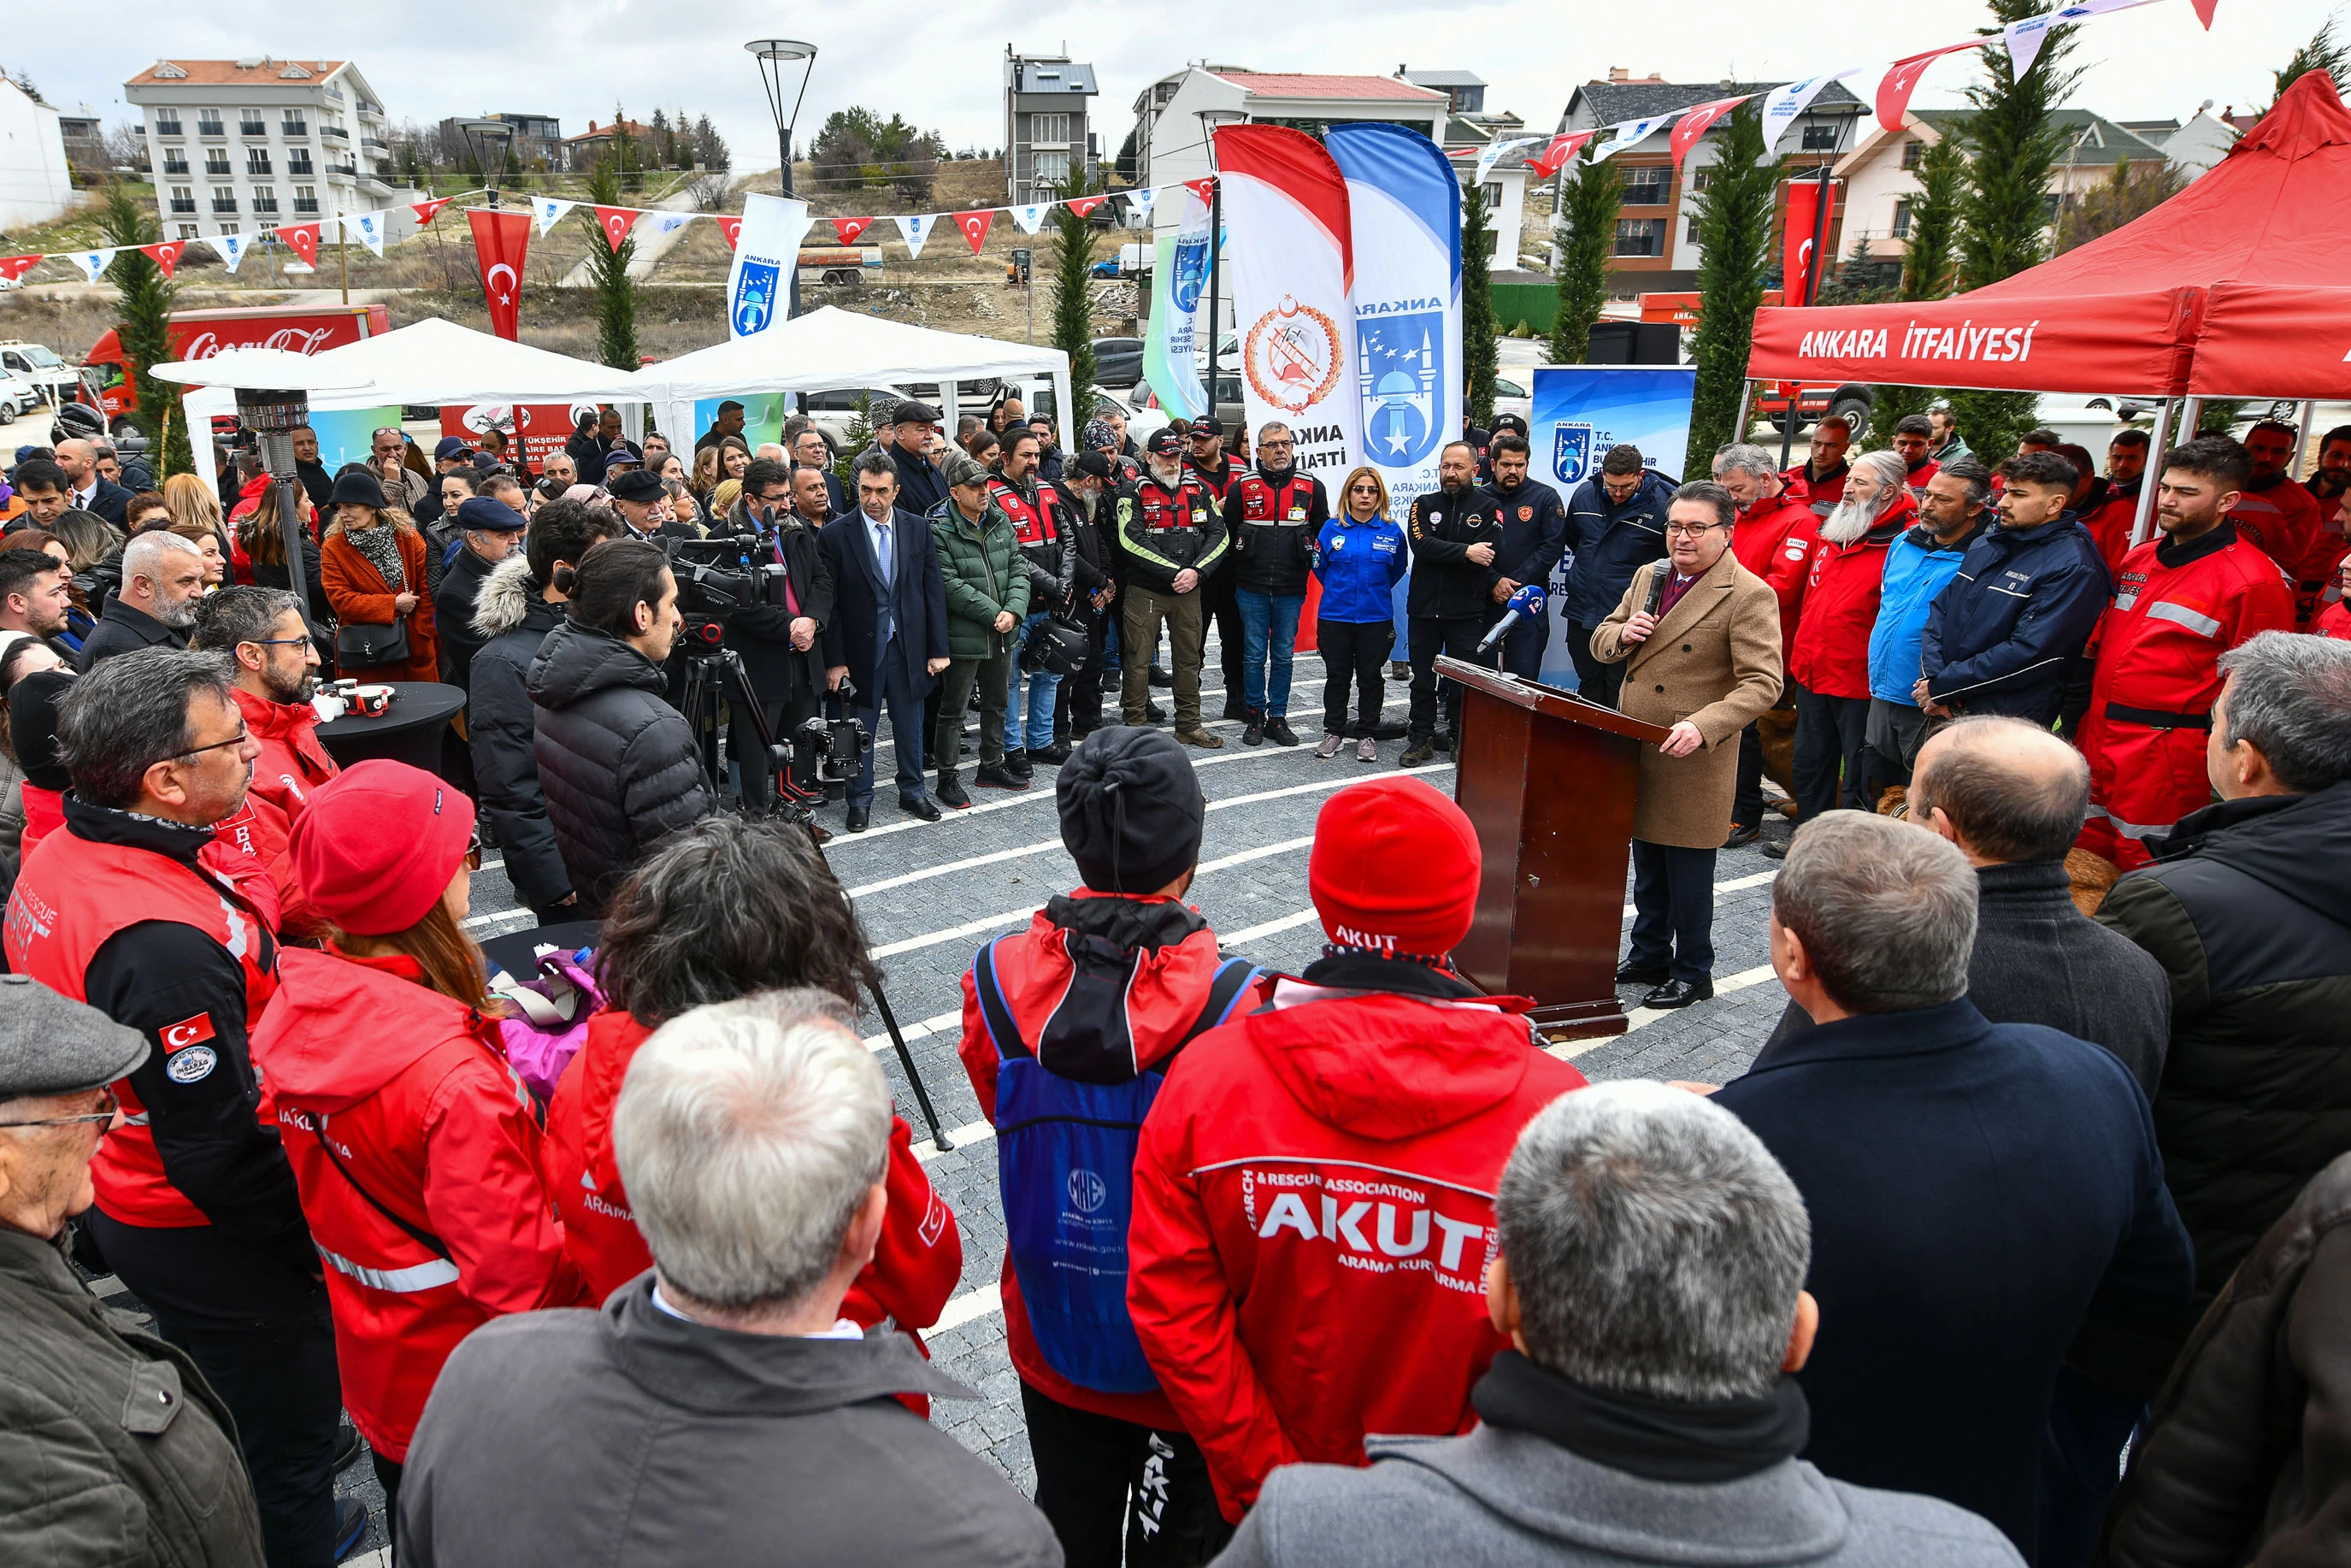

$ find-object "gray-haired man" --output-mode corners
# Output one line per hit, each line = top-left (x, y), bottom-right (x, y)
(1216, 1080), (2024, 1568)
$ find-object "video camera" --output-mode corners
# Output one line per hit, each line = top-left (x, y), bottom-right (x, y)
(791, 689), (869, 787)
(657, 535), (770, 658)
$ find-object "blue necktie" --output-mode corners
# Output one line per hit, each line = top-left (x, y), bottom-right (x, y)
(875, 520), (894, 647)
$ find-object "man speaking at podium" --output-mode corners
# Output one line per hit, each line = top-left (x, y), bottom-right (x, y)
(1591, 481), (1784, 1009)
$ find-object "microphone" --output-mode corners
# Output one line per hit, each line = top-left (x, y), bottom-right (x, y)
(1642, 564), (1669, 621)
(1477, 583), (1548, 654)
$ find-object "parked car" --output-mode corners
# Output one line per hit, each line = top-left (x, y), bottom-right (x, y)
(1090, 336), (1145, 389)
(802, 385), (910, 454)
(1493, 375), (1531, 427)
(0, 369), (40, 426)
(1756, 380), (1877, 439)
(1084, 384), (1170, 448)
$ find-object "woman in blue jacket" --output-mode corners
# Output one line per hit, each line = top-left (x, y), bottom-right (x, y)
(1312, 467), (1410, 761)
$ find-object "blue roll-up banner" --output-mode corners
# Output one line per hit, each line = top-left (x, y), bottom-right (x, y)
(1532, 364), (1697, 687)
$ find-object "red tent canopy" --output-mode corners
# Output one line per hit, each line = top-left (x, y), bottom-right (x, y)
(1747, 73), (2351, 398)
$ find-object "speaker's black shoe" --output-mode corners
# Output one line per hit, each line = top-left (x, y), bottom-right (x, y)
(1641, 977), (1715, 1010)
(1615, 959), (1670, 986)
(846, 804), (870, 833)
(899, 794), (942, 822)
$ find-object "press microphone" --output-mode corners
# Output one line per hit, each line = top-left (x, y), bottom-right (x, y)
(1642, 564), (1669, 621)
(1477, 583), (1547, 654)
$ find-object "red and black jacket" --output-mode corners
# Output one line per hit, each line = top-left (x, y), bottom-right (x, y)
(1225, 467), (1330, 598)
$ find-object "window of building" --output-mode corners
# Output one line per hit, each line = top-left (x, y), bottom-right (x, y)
(178, 223), (199, 240)
(1482, 180), (1503, 208)
(287, 148), (313, 175)
(293, 186), (317, 214)
(1892, 198), (1914, 239)
(197, 110), (224, 138)
(1621, 166), (1670, 206)
(162, 150), (188, 174)
(154, 114), (182, 138)
(204, 148), (231, 175)
(168, 186), (195, 214)
(1900, 139), (1924, 170)
(218, 222), (239, 235)
(246, 146), (272, 174)
(1800, 122), (1841, 152)
(1690, 167), (1712, 192)
(1613, 218), (1665, 257)
(1035, 150), (1069, 184)
(282, 110), (308, 137)
(1030, 112), (1071, 146)
(251, 186), (278, 214)
(1687, 215), (1703, 244)
(210, 186), (238, 214)
(239, 109), (267, 136)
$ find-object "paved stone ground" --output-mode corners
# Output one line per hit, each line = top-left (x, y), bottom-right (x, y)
(97, 634), (1798, 1559)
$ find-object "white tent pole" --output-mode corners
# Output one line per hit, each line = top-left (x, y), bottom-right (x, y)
(2130, 397), (2174, 549)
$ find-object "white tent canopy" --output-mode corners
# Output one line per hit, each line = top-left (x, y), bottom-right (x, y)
(175, 315), (651, 428)
(634, 306), (1074, 451)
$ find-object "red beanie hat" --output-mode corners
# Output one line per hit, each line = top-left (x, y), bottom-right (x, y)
(290, 761), (476, 936)
(1309, 776), (1482, 958)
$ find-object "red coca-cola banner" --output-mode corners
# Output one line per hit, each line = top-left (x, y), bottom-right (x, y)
(468, 209), (532, 341)
(1782, 179), (1836, 307)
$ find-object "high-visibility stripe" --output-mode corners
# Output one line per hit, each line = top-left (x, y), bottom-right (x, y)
(2145, 599), (2224, 639)
(316, 1246), (460, 1294)
(2085, 803), (2174, 840)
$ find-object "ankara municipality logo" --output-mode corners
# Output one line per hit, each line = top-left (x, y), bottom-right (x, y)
(733, 258), (781, 335)
(1172, 224), (1210, 313)
(1554, 422), (1596, 486)
(1358, 309), (1442, 466)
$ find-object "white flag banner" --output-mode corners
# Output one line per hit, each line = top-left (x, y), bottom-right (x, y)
(893, 213), (934, 258)
(1760, 66), (1866, 149)
(341, 210), (386, 256)
(63, 249), (117, 284)
(1011, 203), (1052, 235)
(1141, 185), (1212, 421)
(645, 212), (693, 239)
(533, 197), (574, 236)
(1215, 125), (1361, 480)
(1124, 186), (1158, 225)
(1474, 136), (1542, 188)
(2006, 0), (2161, 79)
(726, 192), (813, 339)
(208, 233), (251, 274)
(1591, 116), (1670, 162)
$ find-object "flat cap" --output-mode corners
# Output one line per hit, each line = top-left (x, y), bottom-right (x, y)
(0, 974), (148, 1099)
(605, 469), (666, 504)
(892, 399), (941, 428)
(943, 452), (992, 490)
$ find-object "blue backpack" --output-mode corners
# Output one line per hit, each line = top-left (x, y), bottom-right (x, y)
(971, 934), (1260, 1394)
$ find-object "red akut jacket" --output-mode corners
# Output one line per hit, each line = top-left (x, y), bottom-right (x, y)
(250, 947), (592, 1462)
(2317, 598), (2351, 641)
(544, 1009), (963, 1341)
(209, 687), (339, 931)
(2080, 480), (2147, 574)
(1787, 492), (1917, 700)
(2228, 477), (2323, 592)
(1731, 480), (1819, 673)
(1127, 976), (1588, 1521)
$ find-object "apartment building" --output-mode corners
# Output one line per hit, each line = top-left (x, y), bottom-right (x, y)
(126, 57), (400, 243)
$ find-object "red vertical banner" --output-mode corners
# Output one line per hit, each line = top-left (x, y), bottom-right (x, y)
(1782, 180), (1837, 307)
(468, 208), (532, 341)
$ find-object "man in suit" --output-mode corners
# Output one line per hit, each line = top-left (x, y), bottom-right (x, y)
(1710, 811), (2194, 1560)
(820, 450), (949, 833)
(1590, 481), (1783, 1009)
(53, 438), (132, 527)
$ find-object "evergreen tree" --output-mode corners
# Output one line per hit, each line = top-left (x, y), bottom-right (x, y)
(1869, 134), (1968, 446)
(98, 186), (190, 477)
(584, 160), (640, 371)
(1684, 102), (1778, 474)
(2261, 15), (2349, 114)
(610, 105), (643, 192)
(1463, 180), (1499, 427)
(1550, 151), (1620, 366)
(1050, 170), (1102, 390)
(1945, 0), (2083, 460)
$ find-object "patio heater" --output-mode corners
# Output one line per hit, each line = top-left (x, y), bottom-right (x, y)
(747, 39), (819, 321)
(152, 348), (368, 626)
(457, 117), (516, 208)
(1197, 109), (1246, 423)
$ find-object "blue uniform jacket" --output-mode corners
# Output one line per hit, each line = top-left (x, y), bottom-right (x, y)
(1564, 469), (1675, 628)
(1918, 513), (2111, 722)
(1311, 513), (1409, 624)
(1868, 522), (1983, 707)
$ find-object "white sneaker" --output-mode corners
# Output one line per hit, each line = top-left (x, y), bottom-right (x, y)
(1316, 734), (1345, 760)
(1356, 737), (1378, 763)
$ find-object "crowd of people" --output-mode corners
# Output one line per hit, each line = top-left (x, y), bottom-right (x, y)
(0, 379), (2348, 1568)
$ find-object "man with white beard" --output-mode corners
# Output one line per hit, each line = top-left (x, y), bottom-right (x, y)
(1118, 429), (1229, 745)
(1768, 451), (1916, 856)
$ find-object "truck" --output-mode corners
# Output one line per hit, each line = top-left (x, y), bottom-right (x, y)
(75, 303), (392, 437)
(796, 247), (883, 286)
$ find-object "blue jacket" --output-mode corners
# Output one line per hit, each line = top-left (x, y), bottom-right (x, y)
(1918, 513), (2110, 723)
(1563, 469), (1674, 628)
(1867, 521), (1984, 707)
(1713, 997), (2193, 1556)
(1311, 513), (1408, 624)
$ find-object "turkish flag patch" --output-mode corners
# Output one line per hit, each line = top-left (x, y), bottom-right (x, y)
(162, 1012), (217, 1052)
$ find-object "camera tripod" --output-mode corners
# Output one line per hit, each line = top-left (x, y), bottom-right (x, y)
(672, 643), (955, 1152)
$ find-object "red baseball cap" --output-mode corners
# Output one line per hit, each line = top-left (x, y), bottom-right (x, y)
(1309, 777), (1482, 958)
(290, 761), (476, 936)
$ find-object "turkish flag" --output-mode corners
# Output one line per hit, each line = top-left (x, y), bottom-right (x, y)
(468, 208), (532, 341)
(1181, 176), (1217, 205)
(1669, 97), (1751, 171)
(411, 196), (451, 226)
(1875, 43), (1979, 135)
(1065, 194), (1105, 220)
(139, 240), (187, 279)
(0, 255), (42, 285)
(593, 206), (640, 252)
(718, 215), (743, 250)
(276, 223), (321, 268)
(953, 209), (994, 254)
(1782, 179), (1837, 306)
(833, 215), (874, 245)
(1529, 132), (1594, 181)
(2190, 0), (2218, 21)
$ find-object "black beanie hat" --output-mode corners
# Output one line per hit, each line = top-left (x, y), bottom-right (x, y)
(1057, 726), (1205, 894)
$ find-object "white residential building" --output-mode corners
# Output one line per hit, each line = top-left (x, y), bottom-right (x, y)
(125, 57), (403, 245)
(2121, 104), (2239, 178)
(0, 74), (74, 230)
(1129, 67), (1450, 197)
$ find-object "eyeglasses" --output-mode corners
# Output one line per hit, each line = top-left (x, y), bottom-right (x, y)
(247, 635), (311, 649)
(1665, 522), (1727, 538)
(152, 726), (250, 772)
(0, 1085), (119, 1130)
(465, 825), (482, 872)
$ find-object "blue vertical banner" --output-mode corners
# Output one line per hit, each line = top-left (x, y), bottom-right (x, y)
(1531, 365), (1697, 686)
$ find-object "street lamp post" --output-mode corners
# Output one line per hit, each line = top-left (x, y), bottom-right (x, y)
(456, 117), (515, 209)
(1197, 108), (1244, 425)
(747, 39), (818, 321)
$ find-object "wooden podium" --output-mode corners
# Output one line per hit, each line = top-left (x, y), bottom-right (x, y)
(1435, 655), (1670, 1041)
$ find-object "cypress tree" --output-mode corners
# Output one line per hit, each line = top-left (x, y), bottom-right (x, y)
(1050, 171), (1101, 391)
(584, 160), (639, 371)
(99, 185), (191, 477)
(1872, 133), (1967, 444)
(1463, 180), (1499, 427)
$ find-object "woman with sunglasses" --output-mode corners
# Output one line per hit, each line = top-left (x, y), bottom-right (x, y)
(1311, 468), (1410, 762)
(252, 760), (592, 1541)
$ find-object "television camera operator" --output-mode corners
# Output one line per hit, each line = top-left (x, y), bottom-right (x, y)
(713, 458), (835, 813)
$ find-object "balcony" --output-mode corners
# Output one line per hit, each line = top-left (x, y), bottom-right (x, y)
(212, 198), (239, 215)
(293, 197), (319, 215)
(204, 159), (232, 177)
(154, 119), (182, 137)
(252, 197), (279, 215)
(239, 120), (267, 137)
(362, 137), (384, 150)
(283, 120), (308, 138)
(162, 156), (188, 175)
(287, 154), (313, 175)
(323, 84), (344, 102)
(197, 118), (226, 139)
(168, 197), (196, 214)
(356, 100), (381, 117)
(321, 125), (348, 140)
(247, 157), (272, 176)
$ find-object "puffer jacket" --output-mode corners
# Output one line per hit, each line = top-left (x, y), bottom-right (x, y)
(2101, 1152), (2351, 1568)
(527, 618), (714, 916)
(252, 946), (592, 1462)
(468, 558), (571, 911)
(928, 497), (1032, 660)
(2081, 779), (2351, 1397)
(1564, 469), (1675, 628)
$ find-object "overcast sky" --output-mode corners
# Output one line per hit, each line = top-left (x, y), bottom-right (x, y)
(6, 0), (2335, 184)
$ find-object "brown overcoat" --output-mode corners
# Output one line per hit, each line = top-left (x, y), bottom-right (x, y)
(1590, 549), (1783, 848)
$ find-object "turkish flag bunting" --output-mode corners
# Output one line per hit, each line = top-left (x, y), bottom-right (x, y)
(718, 215), (743, 250)
(832, 216), (875, 245)
(139, 241), (187, 280)
(953, 209), (994, 254)
(1669, 97), (1752, 170)
(411, 196), (451, 226)
(1875, 43), (1981, 134)
(276, 224), (321, 268)
(1529, 132), (1594, 180)
(2189, 0), (2218, 21)
(1065, 195), (1105, 219)
(1181, 176), (1217, 205)
(467, 208), (532, 341)
(593, 206), (640, 252)
(0, 255), (42, 285)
